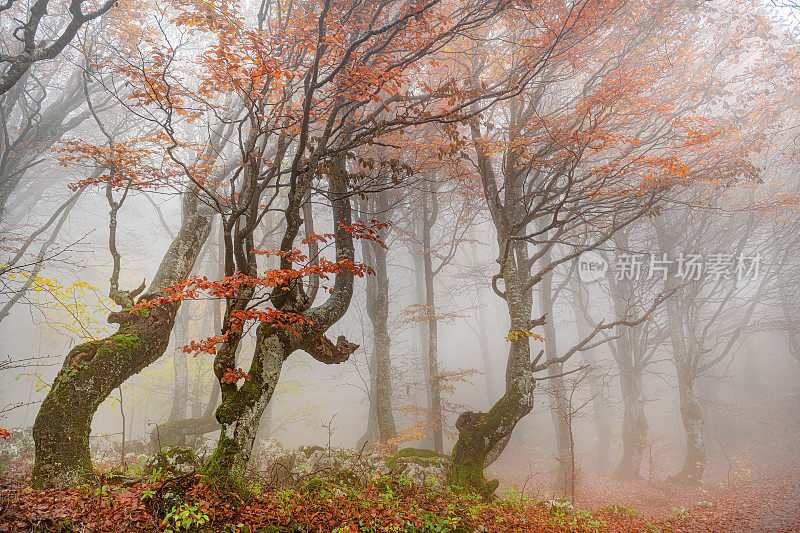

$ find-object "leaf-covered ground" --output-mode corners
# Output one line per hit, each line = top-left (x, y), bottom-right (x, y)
(1, 469), (799, 533)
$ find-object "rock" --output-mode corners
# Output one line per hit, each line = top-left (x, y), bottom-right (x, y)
(540, 498), (575, 515)
(143, 447), (199, 477)
(250, 441), (449, 488)
(386, 448), (450, 487)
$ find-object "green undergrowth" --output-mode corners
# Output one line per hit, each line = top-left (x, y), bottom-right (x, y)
(0, 465), (698, 533)
(222, 475), (689, 533)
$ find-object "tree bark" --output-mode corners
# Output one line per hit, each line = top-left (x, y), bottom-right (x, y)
(168, 315), (190, 422)
(361, 195), (398, 447)
(450, 238), (536, 495)
(31, 191), (214, 487)
(613, 356), (648, 480)
(203, 323), (289, 491)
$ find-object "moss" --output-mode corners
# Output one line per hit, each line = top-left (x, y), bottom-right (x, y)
(144, 447), (199, 477)
(91, 332), (144, 367)
(299, 478), (325, 493)
(201, 434), (247, 496)
(108, 332), (141, 352)
(386, 447), (447, 471)
(332, 468), (358, 486)
(214, 355), (264, 425)
(449, 381), (531, 498)
(449, 450), (487, 495)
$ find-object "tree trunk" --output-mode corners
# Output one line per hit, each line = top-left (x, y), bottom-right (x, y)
(613, 358), (648, 480)
(150, 378), (221, 448)
(450, 239), (535, 495)
(421, 197), (444, 453)
(168, 319), (189, 422)
(363, 230), (398, 447)
(570, 281), (612, 471)
(539, 269), (572, 495)
(203, 323), (288, 492)
(410, 237), (433, 449)
(673, 374), (705, 483)
(204, 167), (358, 492)
(656, 218), (706, 484)
(32, 192), (214, 487)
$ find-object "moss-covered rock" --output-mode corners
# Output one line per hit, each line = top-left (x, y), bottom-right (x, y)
(144, 446), (199, 477)
(332, 468), (359, 486)
(386, 447), (447, 471)
(385, 447), (450, 488)
(299, 478), (325, 493)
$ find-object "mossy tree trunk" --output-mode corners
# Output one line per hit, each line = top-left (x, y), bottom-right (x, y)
(203, 323), (290, 491)
(203, 166), (358, 491)
(32, 192), (214, 488)
(450, 234), (536, 495)
(450, 98), (543, 494)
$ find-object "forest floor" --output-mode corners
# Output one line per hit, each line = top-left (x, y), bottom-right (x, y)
(0, 463), (799, 532)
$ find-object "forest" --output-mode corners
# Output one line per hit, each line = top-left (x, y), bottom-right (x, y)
(1, 0), (800, 531)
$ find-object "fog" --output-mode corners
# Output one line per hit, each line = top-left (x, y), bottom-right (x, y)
(1, 0), (800, 530)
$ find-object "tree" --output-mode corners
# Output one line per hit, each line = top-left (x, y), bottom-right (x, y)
(653, 197), (779, 483)
(357, 188), (398, 449)
(448, 0), (742, 493)
(0, 0), (118, 95)
(93, 0), (519, 492)
(32, 185), (215, 486)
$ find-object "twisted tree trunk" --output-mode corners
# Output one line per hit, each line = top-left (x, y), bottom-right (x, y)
(450, 240), (536, 496)
(31, 191), (214, 487)
(202, 171), (358, 491)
